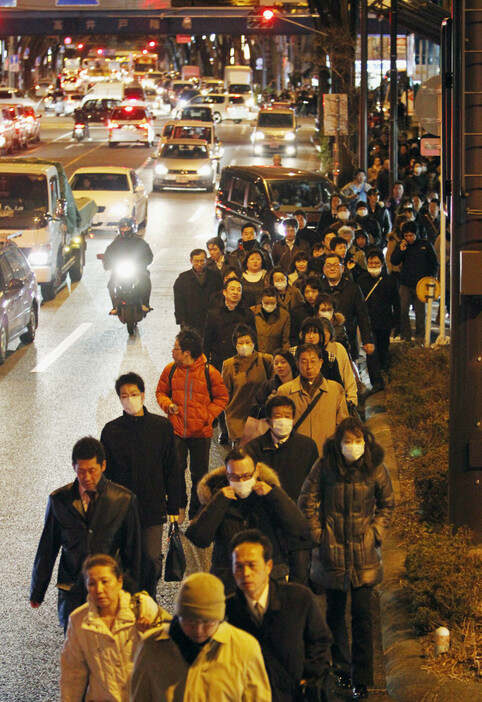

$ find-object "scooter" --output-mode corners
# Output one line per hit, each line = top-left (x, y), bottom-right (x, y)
(97, 254), (149, 335)
(73, 120), (87, 142)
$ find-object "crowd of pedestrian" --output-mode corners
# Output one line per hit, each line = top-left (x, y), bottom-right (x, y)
(30, 135), (452, 699)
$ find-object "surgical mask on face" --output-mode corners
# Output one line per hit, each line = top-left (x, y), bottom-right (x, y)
(368, 266), (382, 277)
(121, 396), (143, 415)
(413, 167), (422, 176)
(318, 310), (333, 320)
(229, 477), (256, 498)
(262, 303), (276, 314)
(237, 344), (255, 357)
(358, 209), (368, 218)
(338, 211), (350, 221)
(273, 280), (287, 291)
(341, 441), (365, 462)
(271, 418), (293, 438)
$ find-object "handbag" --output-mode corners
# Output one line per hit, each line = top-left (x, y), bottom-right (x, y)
(164, 521), (186, 582)
(240, 416), (270, 446)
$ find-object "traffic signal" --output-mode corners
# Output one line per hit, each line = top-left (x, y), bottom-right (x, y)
(247, 7), (276, 29)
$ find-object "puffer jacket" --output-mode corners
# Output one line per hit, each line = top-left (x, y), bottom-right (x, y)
(156, 354), (228, 439)
(60, 590), (168, 702)
(298, 441), (394, 590)
(185, 463), (312, 592)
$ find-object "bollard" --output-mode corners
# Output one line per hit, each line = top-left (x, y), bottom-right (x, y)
(434, 626), (450, 656)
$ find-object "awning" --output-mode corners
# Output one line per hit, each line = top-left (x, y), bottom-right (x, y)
(369, 0), (450, 44)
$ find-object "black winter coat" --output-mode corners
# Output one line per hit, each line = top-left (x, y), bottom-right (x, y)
(173, 267), (222, 332)
(357, 271), (401, 331)
(226, 580), (332, 702)
(246, 430), (318, 502)
(103, 235), (153, 271)
(30, 476), (141, 612)
(368, 202), (391, 239)
(390, 238), (438, 288)
(289, 301), (317, 346)
(101, 408), (184, 528)
(185, 464), (311, 591)
(203, 303), (256, 370)
(320, 276), (373, 356)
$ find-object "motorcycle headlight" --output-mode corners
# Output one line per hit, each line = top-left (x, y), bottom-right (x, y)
(110, 203), (129, 217)
(114, 260), (137, 279)
(198, 164), (212, 176)
(284, 132), (295, 141)
(254, 131), (265, 141)
(155, 163), (168, 176)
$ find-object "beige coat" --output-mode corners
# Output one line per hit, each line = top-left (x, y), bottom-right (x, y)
(326, 339), (358, 405)
(222, 351), (274, 440)
(131, 620), (272, 702)
(60, 590), (163, 702)
(276, 375), (349, 454)
(251, 304), (290, 355)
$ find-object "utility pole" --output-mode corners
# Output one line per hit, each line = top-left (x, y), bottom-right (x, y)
(389, 0), (398, 194)
(359, 0), (368, 172)
(448, 0), (482, 542)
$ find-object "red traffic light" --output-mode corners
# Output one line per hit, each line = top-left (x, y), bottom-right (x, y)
(262, 8), (274, 21)
(148, 40), (156, 48)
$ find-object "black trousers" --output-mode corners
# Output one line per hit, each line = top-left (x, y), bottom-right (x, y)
(174, 435), (211, 519)
(366, 328), (391, 383)
(325, 585), (374, 687)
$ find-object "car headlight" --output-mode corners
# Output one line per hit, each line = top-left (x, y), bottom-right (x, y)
(284, 132), (295, 141)
(198, 164), (212, 176)
(29, 247), (51, 266)
(155, 163), (168, 176)
(109, 203), (129, 217)
(254, 131), (265, 141)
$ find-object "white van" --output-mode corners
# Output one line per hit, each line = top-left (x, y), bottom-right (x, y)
(81, 81), (124, 106)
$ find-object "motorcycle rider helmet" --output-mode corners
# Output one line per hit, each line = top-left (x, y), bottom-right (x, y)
(118, 216), (138, 237)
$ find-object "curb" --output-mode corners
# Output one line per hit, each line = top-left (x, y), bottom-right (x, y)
(364, 393), (481, 701)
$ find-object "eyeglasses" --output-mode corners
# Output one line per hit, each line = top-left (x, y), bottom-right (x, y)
(226, 471), (255, 482)
(323, 263), (341, 269)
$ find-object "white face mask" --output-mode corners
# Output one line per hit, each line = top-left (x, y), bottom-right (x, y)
(318, 310), (333, 320)
(121, 396), (143, 416)
(358, 209), (368, 218)
(368, 266), (382, 277)
(237, 344), (255, 357)
(273, 280), (287, 291)
(338, 211), (350, 221)
(341, 441), (365, 462)
(262, 303), (276, 314)
(271, 418), (293, 438)
(229, 477), (256, 498)
(413, 167), (422, 176)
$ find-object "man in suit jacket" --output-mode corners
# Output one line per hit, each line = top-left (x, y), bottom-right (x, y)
(173, 248), (222, 333)
(226, 529), (332, 702)
(30, 436), (141, 632)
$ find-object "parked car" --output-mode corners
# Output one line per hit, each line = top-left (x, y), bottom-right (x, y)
(214, 165), (337, 250)
(187, 93), (254, 123)
(252, 107), (299, 157)
(0, 235), (39, 364)
(153, 139), (216, 192)
(69, 166), (148, 234)
(107, 103), (155, 147)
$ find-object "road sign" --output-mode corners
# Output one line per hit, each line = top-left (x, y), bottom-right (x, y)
(421, 135), (441, 157)
(176, 35), (191, 44)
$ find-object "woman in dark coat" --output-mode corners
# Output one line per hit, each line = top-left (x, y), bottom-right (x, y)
(298, 417), (394, 700)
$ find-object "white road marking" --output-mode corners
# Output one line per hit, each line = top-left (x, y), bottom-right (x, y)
(31, 323), (92, 373)
(189, 206), (206, 223)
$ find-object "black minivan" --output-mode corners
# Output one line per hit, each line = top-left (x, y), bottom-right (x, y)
(214, 165), (337, 251)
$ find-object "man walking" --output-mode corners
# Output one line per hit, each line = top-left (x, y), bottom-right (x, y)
(156, 328), (228, 518)
(101, 372), (184, 598)
(30, 437), (141, 631)
(173, 248), (222, 333)
(227, 529), (332, 702)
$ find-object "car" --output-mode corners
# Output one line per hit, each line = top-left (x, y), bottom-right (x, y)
(107, 103), (155, 147)
(76, 98), (121, 123)
(153, 139), (217, 192)
(157, 119), (224, 165)
(19, 104), (41, 143)
(33, 80), (54, 98)
(0, 234), (40, 364)
(0, 87), (27, 101)
(61, 74), (84, 93)
(69, 166), (148, 234)
(175, 88), (202, 111)
(63, 92), (84, 116)
(200, 78), (224, 95)
(0, 104), (28, 149)
(252, 107), (299, 157)
(186, 93), (254, 124)
(0, 107), (16, 153)
(178, 105), (214, 123)
(43, 89), (67, 115)
(214, 165), (337, 250)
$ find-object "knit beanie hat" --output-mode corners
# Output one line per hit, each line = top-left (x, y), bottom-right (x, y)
(175, 573), (225, 621)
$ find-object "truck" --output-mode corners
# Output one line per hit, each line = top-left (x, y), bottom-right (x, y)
(181, 65), (201, 82)
(0, 158), (97, 300)
(224, 65), (253, 95)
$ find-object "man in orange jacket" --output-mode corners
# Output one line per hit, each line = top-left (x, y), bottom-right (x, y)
(156, 328), (229, 519)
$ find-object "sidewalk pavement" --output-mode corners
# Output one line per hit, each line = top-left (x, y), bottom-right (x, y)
(364, 391), (481, 702)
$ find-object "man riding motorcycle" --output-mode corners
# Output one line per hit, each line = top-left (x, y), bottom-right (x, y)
(72, 105), (91, 141)
(103, 217), (153, 314)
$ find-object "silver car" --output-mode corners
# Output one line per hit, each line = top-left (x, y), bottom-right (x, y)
(153, 139), (216, 192)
